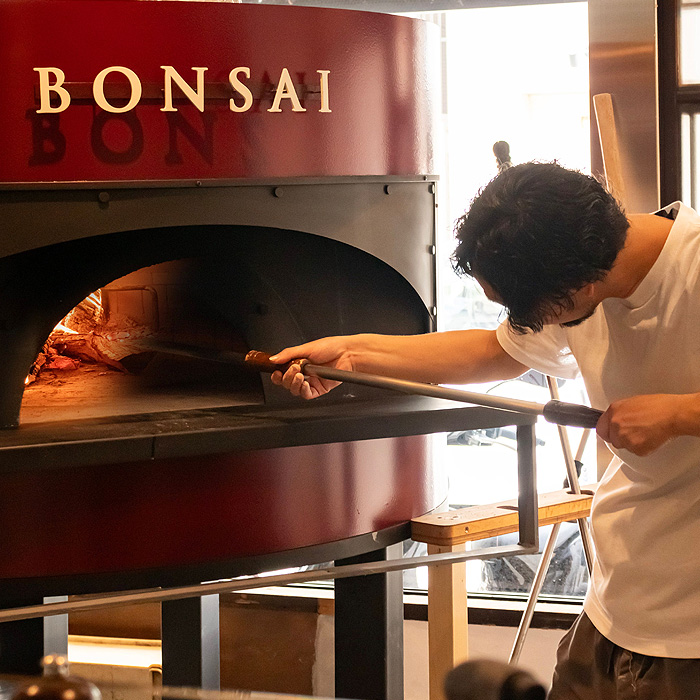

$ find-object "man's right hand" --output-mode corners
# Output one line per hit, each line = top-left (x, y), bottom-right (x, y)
(268, 329), (528, 400)
(269, 336), (355, 400)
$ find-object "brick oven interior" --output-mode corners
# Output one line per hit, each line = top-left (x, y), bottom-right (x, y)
(14, 223), (430, 425)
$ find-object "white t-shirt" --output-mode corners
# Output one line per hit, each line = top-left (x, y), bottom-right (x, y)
(496, 202), (700, 658)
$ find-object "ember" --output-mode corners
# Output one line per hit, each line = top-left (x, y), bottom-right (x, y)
(20, 259), (264, 423)
(25, 289), (152, 386)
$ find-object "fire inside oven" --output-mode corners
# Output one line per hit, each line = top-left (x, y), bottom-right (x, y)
(17, 224), (429, 425)
(22, 260), (262, 422)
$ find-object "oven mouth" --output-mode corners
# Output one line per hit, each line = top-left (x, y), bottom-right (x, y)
(21, 258), (265, 424)
(11, 221), (430, 427)
(0, 176), (438, 430)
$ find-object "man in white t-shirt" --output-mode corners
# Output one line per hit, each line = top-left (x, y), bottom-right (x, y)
(269, 162), (700, 698)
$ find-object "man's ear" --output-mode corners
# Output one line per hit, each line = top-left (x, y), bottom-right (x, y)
(582, 282), (598, 299)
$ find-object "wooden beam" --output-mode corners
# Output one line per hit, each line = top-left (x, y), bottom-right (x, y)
(427, 543), (468, 700)
(412, 485), (596, 548)
(593, 93), (629, 208)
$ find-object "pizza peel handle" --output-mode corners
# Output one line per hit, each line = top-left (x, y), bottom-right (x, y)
(148, 345), (604, 430)
(541, 400), (603, 430)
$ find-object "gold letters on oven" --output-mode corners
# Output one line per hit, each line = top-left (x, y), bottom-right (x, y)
(33, 66), (332, 114)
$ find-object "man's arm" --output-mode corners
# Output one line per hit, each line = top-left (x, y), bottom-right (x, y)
(269, 329), (529, 400)
(597, 392), (700, 456)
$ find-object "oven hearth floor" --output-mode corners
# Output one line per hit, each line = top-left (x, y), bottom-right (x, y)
(21, 362), (261, 424)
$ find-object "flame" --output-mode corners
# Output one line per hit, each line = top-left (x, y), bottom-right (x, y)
(53, 323), (78, 335)
(60, 290), (103, 333)
(25, 289), (105, 388)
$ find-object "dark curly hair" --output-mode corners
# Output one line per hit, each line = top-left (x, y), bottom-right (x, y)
(452, 162), (629, 333)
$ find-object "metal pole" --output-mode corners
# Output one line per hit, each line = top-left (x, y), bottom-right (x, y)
(516, 423), (539, 549)
(508, 521), (561, 665)
(546, 377), (595, 571)
(305, 365), (546, 416)
(508, 424), (594, 664)
(508, 380), (596, 663)
(0, 543), (538, 624)
(302, 364), (602, 429)
(137, 341), (601, 428)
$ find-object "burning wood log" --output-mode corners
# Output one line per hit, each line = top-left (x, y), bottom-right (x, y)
(27, 291), (154, 384)
(50, 332), (130, 371)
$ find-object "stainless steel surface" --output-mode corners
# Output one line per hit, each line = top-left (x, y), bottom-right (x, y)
(0, 543), (538, 624)
(589, 0), (659, 212)
(42, 596), (68, 656)
(516, 424), (539, 549)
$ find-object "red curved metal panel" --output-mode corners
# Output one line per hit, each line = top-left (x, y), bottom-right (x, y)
(0, 436), (438, 580)
(0, 1), (444, 589)
(0, 1), (438, 183)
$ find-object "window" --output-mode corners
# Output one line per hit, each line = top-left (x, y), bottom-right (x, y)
(660, 1), (700, 207)
(234, 0), (594, 602)
(402, 2), (593, 601)
(679, 2), (700, 209)
(680, 1), (700, 85)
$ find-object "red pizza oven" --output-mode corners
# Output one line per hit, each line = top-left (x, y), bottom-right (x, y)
(0, 2), (526, 694)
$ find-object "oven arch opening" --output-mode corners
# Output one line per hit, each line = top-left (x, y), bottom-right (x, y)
(8, 225), (430, 427)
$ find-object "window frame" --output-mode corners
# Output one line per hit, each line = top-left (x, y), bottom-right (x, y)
(658, 0), (700, 205)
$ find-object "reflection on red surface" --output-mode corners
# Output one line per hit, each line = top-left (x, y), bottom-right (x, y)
(1, 1), (437, 183)
(0, 1), (443, 584)
(0, 436), (436, 579)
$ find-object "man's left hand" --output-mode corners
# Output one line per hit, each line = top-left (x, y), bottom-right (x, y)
(597, 393), (700, 456)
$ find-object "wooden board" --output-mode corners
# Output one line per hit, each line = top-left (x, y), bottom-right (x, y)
(411, 485), (597, 547)
(593, 92), (628, 209)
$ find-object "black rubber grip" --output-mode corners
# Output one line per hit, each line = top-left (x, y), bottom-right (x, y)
(542, 400), (603, 429)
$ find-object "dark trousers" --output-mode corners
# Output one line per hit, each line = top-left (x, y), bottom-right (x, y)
(548, 612), (700, 699)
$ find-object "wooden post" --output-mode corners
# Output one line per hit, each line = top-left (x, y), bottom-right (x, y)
(593, 91), (626, 479)
(593, 93), (628, 208)
(427, 543), (468, 700)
